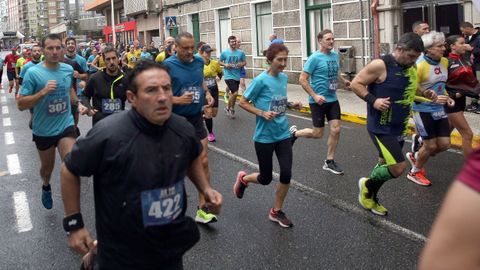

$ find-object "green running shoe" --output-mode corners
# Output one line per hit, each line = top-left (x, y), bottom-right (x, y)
(195, 207), (218, 224)
(371, 200), (388, 216)
(358, 177), (375, 210)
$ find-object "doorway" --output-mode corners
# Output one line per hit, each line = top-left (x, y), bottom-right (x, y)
(402, 1), (464, 36)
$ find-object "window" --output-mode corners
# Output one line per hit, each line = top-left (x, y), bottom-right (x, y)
(305, 0), (331, 55)
(48, 1), (55, 7)
(218, 8), (231, 52)
(48, 9), (56, 15)
(255, 2), (272, 56)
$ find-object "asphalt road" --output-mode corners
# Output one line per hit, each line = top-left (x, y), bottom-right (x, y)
(0, 58), (466, 269)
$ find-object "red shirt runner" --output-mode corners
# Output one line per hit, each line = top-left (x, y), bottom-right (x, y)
(4, 54), (20, 72)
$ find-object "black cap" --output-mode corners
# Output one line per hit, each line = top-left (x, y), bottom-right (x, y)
(200, 44), (215, 53)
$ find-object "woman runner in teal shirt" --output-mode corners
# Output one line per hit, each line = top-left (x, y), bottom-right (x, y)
(234, 44), (301, 228)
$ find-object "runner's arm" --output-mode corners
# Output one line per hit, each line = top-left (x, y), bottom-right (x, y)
(60, 163), (82, 216)
(239, 96), (277, 120)
(187, 151), (223, 214)
(419, 181), (480, 270)
(91, 56), (99, 69)
(350, 59), (385, 99)
(298, 71), (316, 98)
(17, 85), (53, 110)
(338, 71), (351, 90)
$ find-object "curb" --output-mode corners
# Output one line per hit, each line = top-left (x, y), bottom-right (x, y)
(218, 90), (480, 150)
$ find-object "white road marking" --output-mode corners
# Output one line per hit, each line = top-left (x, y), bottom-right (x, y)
(0, 96), (6, 103)
(7, 154), (22, 175)
(2, 106), (9, 114)
(5, 132), (14, 145)
(13, 191), (33, 233)
(209, 144), (427, 243)
(0, 90), (5, 94)
(3, 117), (11, 126)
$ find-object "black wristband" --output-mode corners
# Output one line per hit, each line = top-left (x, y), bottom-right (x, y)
(63, 213), (84, 232)
(363, 93), (377, 105)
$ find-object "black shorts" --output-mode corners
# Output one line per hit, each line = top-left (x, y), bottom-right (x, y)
(7, 70), (15, 81)
(412, 111), (450, 140)
(368, 132), (405, 165)
(206, 85), (219, 108)
(444, 95), (466, 114)
(32, 126), (78, 151)
(225, 79), (240, 94)
(309, 101), (341, 128)
(185, 114), (208, 140)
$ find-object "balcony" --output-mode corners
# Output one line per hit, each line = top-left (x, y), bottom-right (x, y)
(124, 0), (159, 16)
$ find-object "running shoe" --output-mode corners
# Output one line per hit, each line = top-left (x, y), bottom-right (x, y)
(223, 91), (229, 104)
(358, 177), (375, 211)
(323, 160), (344, 175)
(269, 208), (293, 228)
(289, 125), (298, 146)
(411, 134), (422, 153)
(224, 107), (230, 117)
(371, 197), (388, 216)
(405, 152), (417, 168)
(407, 169), (432, 186)
(42, 187), (53, 209)
(234, 171), (248, 198)
(466, 102), (478, 112)
(195, 206), (217, 224)
(230, 109), (236, 119)
(207, 132), (216, 142)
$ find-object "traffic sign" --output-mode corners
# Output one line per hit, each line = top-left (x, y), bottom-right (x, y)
(165, 16), (177, 29)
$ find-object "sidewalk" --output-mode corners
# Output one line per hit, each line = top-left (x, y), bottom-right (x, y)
(218, 79), (480, 149)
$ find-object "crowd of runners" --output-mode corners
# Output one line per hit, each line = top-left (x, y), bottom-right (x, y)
(1, 19), (480, 268)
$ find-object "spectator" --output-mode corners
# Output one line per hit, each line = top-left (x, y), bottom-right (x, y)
(460, 22), (480, 113)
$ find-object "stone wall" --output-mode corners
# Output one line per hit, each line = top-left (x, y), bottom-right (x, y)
(162, 0), (374, 81)
(331, 0), (371, 74)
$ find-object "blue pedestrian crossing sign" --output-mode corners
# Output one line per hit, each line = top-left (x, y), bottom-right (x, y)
(166, 16), (177, 29)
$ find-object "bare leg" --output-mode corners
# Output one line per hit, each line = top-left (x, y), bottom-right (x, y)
(326, 120), (341, 160)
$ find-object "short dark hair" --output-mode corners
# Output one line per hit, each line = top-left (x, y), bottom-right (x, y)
(446, 35), (462, 52)
(412, 21), (428, 31)
(317, 29), (333, 40)
(175, 32), (194, 44)
(31, 44), (42, 50)
(460, 22), (474, 29)
(265, 43), (289, 63)
(102, 46), (118, 57)
(396, 32), (424, 53)
(41, 34), (62, 47)
(127, 60), (170, 94)
(228, 36), (236, 42)
(65, 37), (76, 45)
(197, 41), (206, 50)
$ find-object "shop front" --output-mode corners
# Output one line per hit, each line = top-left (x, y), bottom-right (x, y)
(103, 20), (137, 45)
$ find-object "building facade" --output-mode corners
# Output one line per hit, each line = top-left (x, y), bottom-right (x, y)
(80, 0), (480, 80)
(158, 0), (479, 82)
(85, 0), (138, 44)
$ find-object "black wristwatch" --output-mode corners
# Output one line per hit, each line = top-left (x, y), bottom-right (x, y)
(63, 213), (84, 232)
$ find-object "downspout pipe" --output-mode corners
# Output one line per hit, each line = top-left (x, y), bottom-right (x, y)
(370, 0), (380, 58)
(359, 0), (366, 66)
